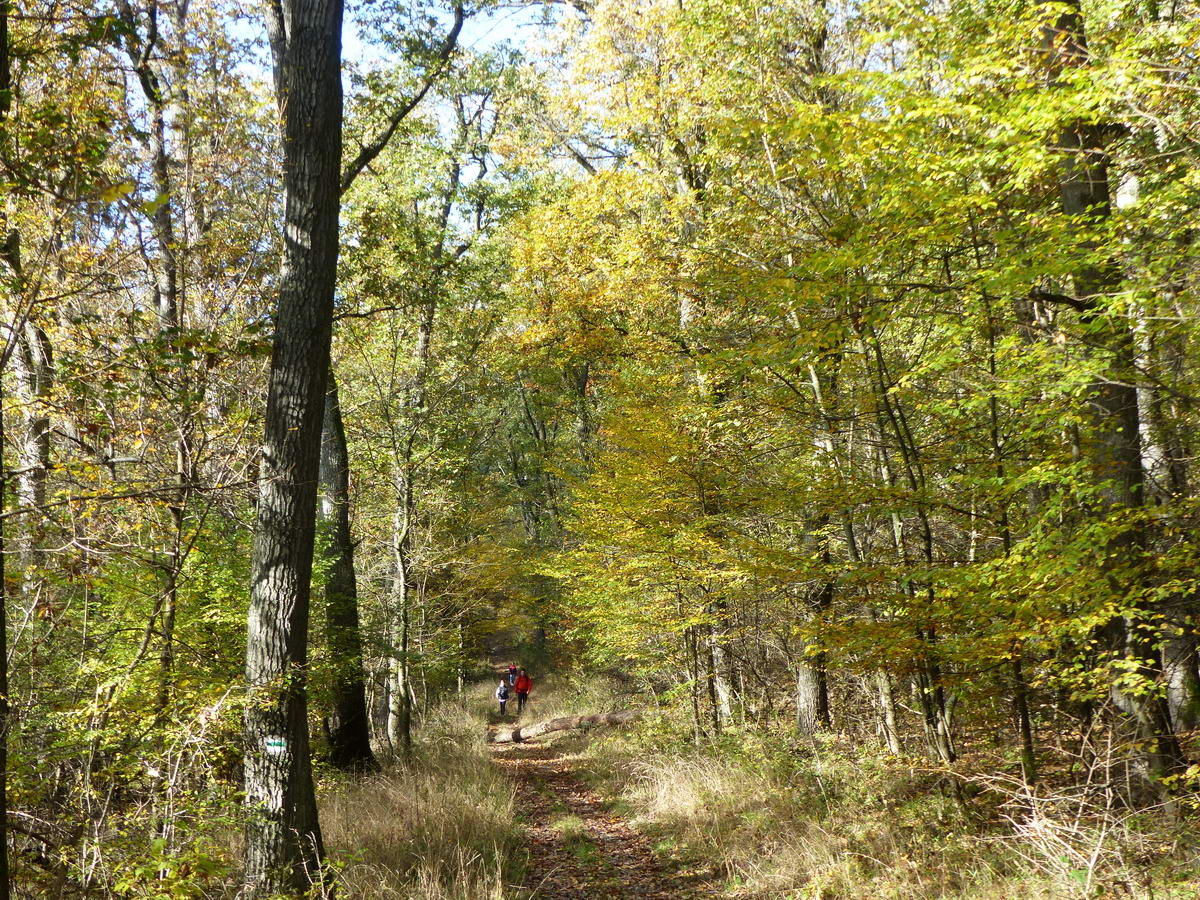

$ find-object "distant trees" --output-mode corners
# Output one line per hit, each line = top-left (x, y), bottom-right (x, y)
(334, 53), (528, 755)
(504, 0), (1200, 795)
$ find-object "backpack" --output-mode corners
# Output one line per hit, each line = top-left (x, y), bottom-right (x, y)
(497, 686), (509, 700)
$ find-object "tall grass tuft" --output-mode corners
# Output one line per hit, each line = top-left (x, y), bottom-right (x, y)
(321, 695), (523, 899)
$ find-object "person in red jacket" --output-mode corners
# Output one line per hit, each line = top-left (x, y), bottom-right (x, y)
(514, 669), (532, 713)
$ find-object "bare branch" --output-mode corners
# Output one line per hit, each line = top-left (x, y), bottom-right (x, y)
(339, 2), (465, 195)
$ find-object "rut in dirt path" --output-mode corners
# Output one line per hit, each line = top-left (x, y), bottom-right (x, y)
(490, 740), (717, 899)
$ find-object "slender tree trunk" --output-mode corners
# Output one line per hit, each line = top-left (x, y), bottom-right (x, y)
(12, 322), (50, 600)
(116, 0), (194, 723)
(874, 408), (955, 764)
(861, 319), (956, 762)
(0, 337), (9, 900)
(156, 468), (184, 717)
(315, 6), (463, 767)
(383, 291), (437, 757)
(686, 625), (703, 745)
(319, 373), (377, 771)
(457, 617), (466, 695)
(705, 613), (733, 729)
(242, 0), (342, 888)
(148, 98), (177, 325)
(383, 265), (441, 755)
(386, 467), (414, 757)
(839, 499), (901, 753)
(982, 295), (1039, 782)
(876, 670), (901, 754)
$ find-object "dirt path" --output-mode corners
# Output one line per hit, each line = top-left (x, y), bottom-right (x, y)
(490, 739), (716, 899)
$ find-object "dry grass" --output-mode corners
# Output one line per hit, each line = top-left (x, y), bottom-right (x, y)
(321, 690), (524, 899)
(576, 720), (1200, 900)
(318, 674), (1200, 899)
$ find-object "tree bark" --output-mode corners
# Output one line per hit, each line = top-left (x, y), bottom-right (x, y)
(795, 657), (826, 736)
(795, 542), (833, 736)
(875, 670), (901, 754)
(11, 322), (51, 600)
(871, 394), (955, 764)
(318, 372), (377, 771)
(1164, 629), (1200, 731)
(114, 0), (197, 724)
(242, 0), (342, 889)
(381, 178), (456, 754)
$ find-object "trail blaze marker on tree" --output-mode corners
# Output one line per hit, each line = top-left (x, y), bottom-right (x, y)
(265, 736), (287, 755)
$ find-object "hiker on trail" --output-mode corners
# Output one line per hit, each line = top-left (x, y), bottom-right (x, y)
(514, 669), (532, 713)
(496, 679), (510, 715)
(507, 662), (518, 686)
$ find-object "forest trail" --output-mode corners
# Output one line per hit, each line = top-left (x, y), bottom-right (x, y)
(490, 738), (717, 899)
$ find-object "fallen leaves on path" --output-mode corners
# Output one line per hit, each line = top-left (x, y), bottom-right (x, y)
(491, 739), (718, 899)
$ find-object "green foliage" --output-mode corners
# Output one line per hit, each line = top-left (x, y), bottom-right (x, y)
(8, 0), (1200, 894)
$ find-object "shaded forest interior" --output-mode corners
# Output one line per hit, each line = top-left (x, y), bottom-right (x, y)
(3, 0), (1200, 896)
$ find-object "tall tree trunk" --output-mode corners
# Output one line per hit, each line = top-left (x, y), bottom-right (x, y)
(1042, 0), (1184, 784)
(316, 6), (463, 763)
(385, 294), (438, 757)
(319, 372), (376, 771)
(1, 3), (17, 886)
(1132, 278), (1200, 733)
(685, 623), (704, 745)
(242, 0), (342, 888)
(115, 0), (194, 722)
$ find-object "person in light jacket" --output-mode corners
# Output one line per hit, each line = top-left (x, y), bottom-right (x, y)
(496, 679), (510, 716)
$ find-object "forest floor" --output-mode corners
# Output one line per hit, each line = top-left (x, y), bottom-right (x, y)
(489, 732), (720, 899)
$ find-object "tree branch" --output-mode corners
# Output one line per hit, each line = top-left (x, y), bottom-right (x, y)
(339, 1), (465, 195)
(1029, 287), (1091, 313)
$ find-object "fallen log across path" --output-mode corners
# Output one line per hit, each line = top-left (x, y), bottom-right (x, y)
(489, 709), (641, 744)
